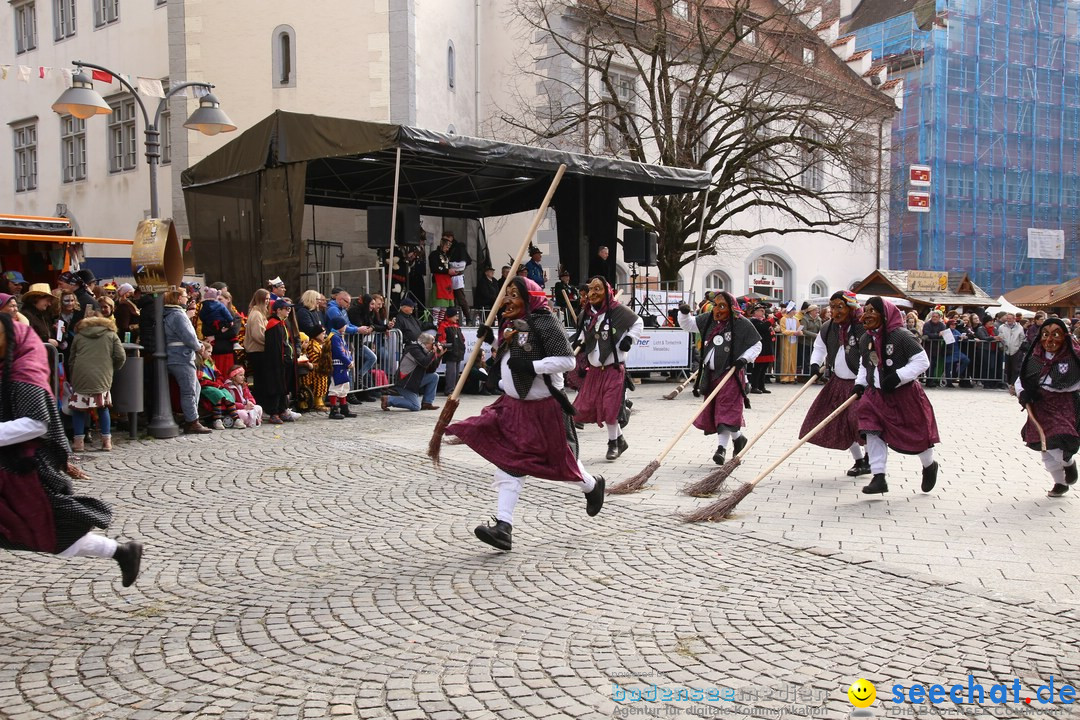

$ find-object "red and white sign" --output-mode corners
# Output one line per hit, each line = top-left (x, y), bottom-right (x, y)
(910, 164), (931, 186)
(907, 191), (930, 212)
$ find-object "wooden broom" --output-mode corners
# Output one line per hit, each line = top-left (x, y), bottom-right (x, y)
(682, 371), (821, 496)
(607, 366), (738, 495)
(427, 164), (567, 467)
(663, 370), (699, 400)
(682, 395), (857, 522)
(1025, 403), (1047, 451)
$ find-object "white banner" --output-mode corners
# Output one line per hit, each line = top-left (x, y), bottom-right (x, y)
(1027, 228), (1065, 260)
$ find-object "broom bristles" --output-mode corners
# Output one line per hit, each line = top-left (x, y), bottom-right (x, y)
(427, 396), (461, 468)
(682, 456), (741, 497)
(681, 481), (754, 522)
(662, 387), (681, 400)
(607, 460), (660, 495)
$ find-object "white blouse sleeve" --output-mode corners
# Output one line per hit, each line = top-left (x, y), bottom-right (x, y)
(0, 418), (48, 447)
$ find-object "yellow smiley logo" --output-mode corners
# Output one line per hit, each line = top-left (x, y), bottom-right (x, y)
(848, 679), (876, 708)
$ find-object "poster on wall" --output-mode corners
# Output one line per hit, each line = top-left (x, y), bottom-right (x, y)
(1027, 228), (1065, 260)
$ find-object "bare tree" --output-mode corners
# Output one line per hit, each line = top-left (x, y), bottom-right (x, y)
(498, 0), (896, 282)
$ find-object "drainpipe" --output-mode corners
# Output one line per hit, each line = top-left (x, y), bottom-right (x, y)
(475, 0), (480, 133)
(876, 117), (885, 270)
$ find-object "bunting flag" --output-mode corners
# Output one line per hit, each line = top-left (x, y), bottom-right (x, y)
(90, 69), (113, 83)
(0, 66), (8, 81)
(136, 77), (165, 98)
(38, 66), (47, 78)
(17, 65), (31, 83)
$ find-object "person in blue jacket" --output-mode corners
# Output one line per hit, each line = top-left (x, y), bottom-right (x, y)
(327, 315), (355, 420)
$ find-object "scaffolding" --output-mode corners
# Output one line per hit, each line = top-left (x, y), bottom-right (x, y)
(852, 0), (1080, 296)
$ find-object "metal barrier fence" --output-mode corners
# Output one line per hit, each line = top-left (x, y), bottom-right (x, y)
(767, 334), (1013, 387)
(345, 329), (401, 393)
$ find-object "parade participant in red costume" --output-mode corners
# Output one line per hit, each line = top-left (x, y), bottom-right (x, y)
(447, 277), (605, 552)
(854, 297), (941, 495)
(1016, 318), (1080, 498)
(572, 277), (643, 460)
(677, 291), (761, 465)
(801, 290), (869, 476)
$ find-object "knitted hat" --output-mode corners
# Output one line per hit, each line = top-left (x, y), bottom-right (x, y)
(446, 306), (459, 317)
(203, 287), (220, 301)
(118, 283), (135, 296)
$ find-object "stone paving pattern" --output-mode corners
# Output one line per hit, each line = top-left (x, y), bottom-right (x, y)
(0, 380), (1078, 719)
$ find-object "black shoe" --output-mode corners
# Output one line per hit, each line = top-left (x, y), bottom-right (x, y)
(328, 407), (344, 420)
(340, 404), (357, 418)
(921, 461), (939, 492)
(113, 540), (143, 587)
(574, 421), (585, 430)
(862, 473), (888, 495)
(474, 518), (512, 551)
(760, 387), (771, 394)
(750, 388), (763, 394)
(732, 434), (747, 457)
(625, 400), (634, 410)
(959, 380), (974, 388)
(846, 456), (871, 477)
(712, 446), (726, 465)
(1048, 483), (1070, 498)
(617, 435), (628, 455)
(606, 439), (620, 461)
(1065, 462), (1078, 485)
(585, 475), (605, 517)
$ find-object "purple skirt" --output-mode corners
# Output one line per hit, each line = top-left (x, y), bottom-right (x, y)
(1023, 391), (1080, 452)
(573, 364), (624, 425)
(801, 376), (861, 451)
(857, 382), (940, 454)
(446, 395), (584, 482)
(694, 371), (746, 435)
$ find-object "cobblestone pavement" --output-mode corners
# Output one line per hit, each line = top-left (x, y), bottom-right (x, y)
(1, 383), (1078, 720)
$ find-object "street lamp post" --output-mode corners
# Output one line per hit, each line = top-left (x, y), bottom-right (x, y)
(52, 60), (236, 439)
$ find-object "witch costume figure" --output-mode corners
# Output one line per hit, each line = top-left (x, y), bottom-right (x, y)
(572, 277), (643, 460)
(0, 313), (142, 586)
(854, 296), (940, 495)
(801, 290), (869, 476)
(677, 290), (761, 465)
(1015, 318), (1080, 498)
(446, 277), (605, 552)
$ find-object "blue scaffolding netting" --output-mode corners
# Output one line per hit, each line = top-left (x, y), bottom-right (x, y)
(853, 0), (1080, 298)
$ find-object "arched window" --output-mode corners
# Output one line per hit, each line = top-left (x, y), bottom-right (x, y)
(272, 25), (297, 88)
(747, 254), (790, 302)
(705, 270), (729, 292)
(447, 41), (456, 90)
(809, 280), (827, 298)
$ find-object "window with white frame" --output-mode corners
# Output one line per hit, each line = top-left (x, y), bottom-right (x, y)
(603, 69), (636, 153)
(809, 280), (827, 298)
(13, 122), (38, 192)
(741, 23), (756, 45)
(60, 114), (86, 183)
(93, 0), (118, 27)
(272, 25), (296, 88)
(160, 107), (171, 165)
(14, 1), (37, 53)
(749, 255), (787, 301)
(672, 1), (688, 19)
(676, 92), (706, 163)
(705, 270), (729, 292)
(106, 95), (137, 173)
(801, 130), (823, 191)
(448, 41), (456, 90)
(803, 47), (816, 65)
(54, 0), (75, 40)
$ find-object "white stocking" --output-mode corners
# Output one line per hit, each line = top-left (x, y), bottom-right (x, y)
(715, 428), (732, 449)
(606, 423), (621, 441)
(572, 460), (597, 493)
(849, 442), (864, 461)
(1042, 448), (1067, 484)
(917, 448), (935, 468)
(58, 533), (119, 559)
(865, 433), (888, 475)
(492, 469), (524, 525)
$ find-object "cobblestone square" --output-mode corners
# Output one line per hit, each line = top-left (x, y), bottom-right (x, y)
(1, 382), (1078, 719)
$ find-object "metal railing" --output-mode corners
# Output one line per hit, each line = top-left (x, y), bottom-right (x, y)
(765, 334), (1015, 387)
(345, 328), (401, 393)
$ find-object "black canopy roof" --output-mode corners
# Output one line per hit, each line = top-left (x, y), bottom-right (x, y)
(181, 111), (709, 300)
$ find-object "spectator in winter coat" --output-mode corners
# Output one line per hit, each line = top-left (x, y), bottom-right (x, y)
(113, 283), (140, 343)
(195, 342), (244, 430)
(198, 287), (238, 376)
(394, 297), (425, 344)
(224, 365), (262, 428)
(383, 332), (444, 411)
(296, 290), (326, 339)
(67, 315), (125, 451)
(998, 312), (1027, 386)
(474, 266), (500, 316)
(436, 307), (467, 395)
(163, 288), (211, 434)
